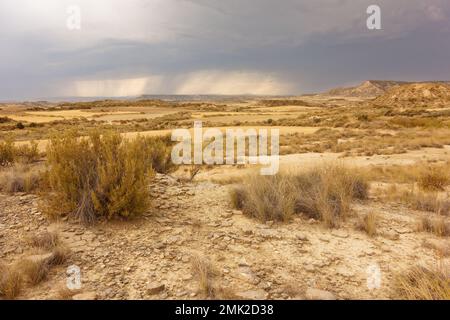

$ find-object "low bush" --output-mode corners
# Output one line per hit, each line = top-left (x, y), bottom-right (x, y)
(137, 135), (174, 174)
(0, 264), (22, 299)
(292, 165), (368, 227)
(394, 265), (449, 300)
(16, 141), (40, 164)
(28, 231), (60, 250)
(43, 130), (155, 224)
(230, 185), (246, 210)
(231, 165), (369, 227)
(0, 164), (42, 193)
(46, 246), (71, 266)
(0, 139), (15, 166)
(0, 140), (40, 167)
(399, 191), (450, 216)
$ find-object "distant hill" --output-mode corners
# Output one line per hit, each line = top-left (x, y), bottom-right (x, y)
(373, 82), (450, 107)
(325, 80), (408, 98)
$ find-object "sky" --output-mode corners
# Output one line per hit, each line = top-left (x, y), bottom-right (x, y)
(0, 0), (449, 100)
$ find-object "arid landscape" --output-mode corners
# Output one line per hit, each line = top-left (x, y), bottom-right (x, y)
(1, 80), (449, 300)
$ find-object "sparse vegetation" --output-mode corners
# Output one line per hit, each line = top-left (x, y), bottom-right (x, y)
(28, 231), (60, 250)
(0, 264), (22, 299)
(230, 185), (246, 210)
(191, 255), (217, 298)
(17, 258), (49, 286)
(356, 212), (378, 237)
(2, 88), (450, 301)
(15, 141), (40, 164)
(416, 215), (450, 237)
(418, 167), (449, 191)
(0, 140), (39, 167)
(138, 135), (174, 174)
(0, 164), (42, 193)
(0, 230), (71, 299)
(232, 165), (369, 227)
(46, 246), (71, 266)
(390, 189), (450, 216)
(0, 139), (15, 166)
(232, 174), (296, 222)
(394, 265), (450, 300)
(42, 131), (155, 224)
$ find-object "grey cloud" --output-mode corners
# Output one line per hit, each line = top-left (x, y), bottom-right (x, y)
(0, 0), (449, 99)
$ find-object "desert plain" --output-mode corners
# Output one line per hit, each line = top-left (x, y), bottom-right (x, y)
(0, 80), (449, 300)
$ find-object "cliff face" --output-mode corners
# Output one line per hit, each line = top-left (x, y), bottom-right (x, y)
(374, 82), (450, 106)
(326, 80), (407, 98)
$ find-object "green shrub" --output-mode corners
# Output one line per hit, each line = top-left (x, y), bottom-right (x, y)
(43, 131), (155, 224)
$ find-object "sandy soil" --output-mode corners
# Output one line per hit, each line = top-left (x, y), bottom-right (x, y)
(1, 174), (447, 300)
(8, 109), (182, 123)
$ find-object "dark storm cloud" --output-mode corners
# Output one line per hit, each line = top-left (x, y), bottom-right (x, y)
(0, 0), (449, 99)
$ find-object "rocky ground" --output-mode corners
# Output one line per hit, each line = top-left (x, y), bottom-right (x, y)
(0, 174), (448, 300)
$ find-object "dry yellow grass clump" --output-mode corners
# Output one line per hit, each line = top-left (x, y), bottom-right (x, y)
(191, 255), (217, 298)
(139, 134), (174, 174)
(231, 174), (296, 222)
(46, 246), (71, 266)
(14, 245), (70, 287)
(383, 184), (450, 217)
(356, 212), (378, 237)
(1, 230), (71, 299)
(28, 231), (60, 250)
(395, 265), (450, 300)
(0, 164), (42, 193)
(406, 192), (449, 216)
(0, 139), (15, 166)
(416, 215), (450, 237)
(0, 140), (39, 167)
(56, 286), (82, 300)
(418, 167), (449, 192)
(231, 164), (369, 227)
(0, 264), (22, 299)
(17, 258), (49, 286)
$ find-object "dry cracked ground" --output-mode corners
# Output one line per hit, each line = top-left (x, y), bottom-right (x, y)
(1, 173), (448, 300)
